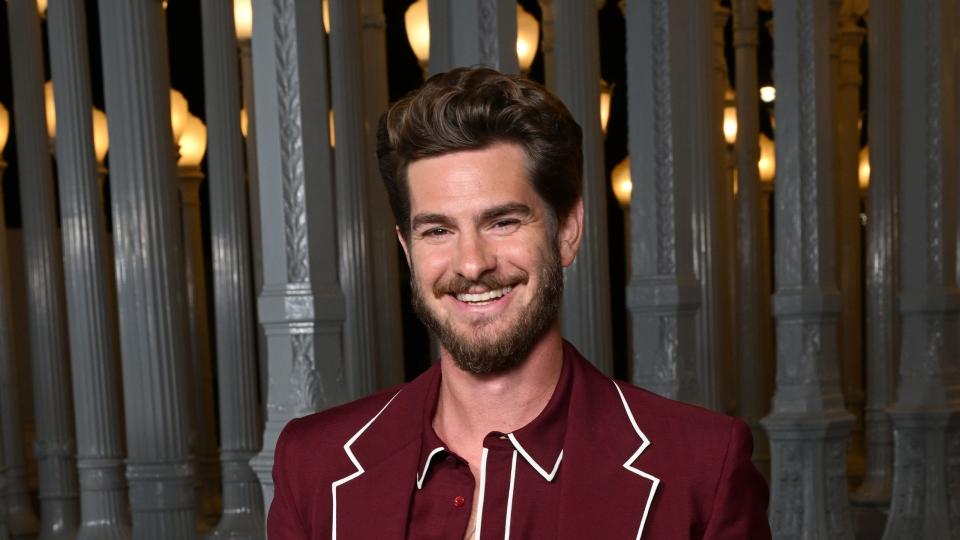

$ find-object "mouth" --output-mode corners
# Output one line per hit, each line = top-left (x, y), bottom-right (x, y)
(452, 286), (513, 306)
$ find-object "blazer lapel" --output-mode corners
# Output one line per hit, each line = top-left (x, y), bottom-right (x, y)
(334, 434), (421, 539)
(330, 366), (440, 540)
(558, 350), (662, 540)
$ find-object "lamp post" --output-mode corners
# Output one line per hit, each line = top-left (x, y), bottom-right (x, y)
(202, 0), (266, 534)
(0, 100), (25, 540)
(175, 113), (222, 530)
(234, 0), (268, 441)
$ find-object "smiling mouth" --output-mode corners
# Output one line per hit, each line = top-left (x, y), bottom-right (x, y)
(454, 286), (513, 305)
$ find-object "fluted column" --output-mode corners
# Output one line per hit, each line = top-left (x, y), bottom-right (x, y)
(329, 0), (382, 398)
(760, 0), (854, 537)
(551, 0), (613, 375)
(6, 2), (81, 538)
(97, 1), (197, 537)
(175, 165), (222, 529)
(0, 161), (38, 540)
(852, 0), (899, 514)
(0, 158), (34, 540)
(427, 0), (519, 74)
(237, 36), (268, 419)
(624, 0), (703, 403)
(360, 0), (405, 389)
(882, 1), (960, 538)
(732, 0), (771, 474)
(703, 0), (736, 412)
(250, 0), (349, 510)
(46, 1), (131, 539)
(835, 5), (867, 486)
(200, 2), (264, 537)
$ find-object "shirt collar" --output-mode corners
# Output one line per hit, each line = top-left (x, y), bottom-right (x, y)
(416, 348), (572, 488)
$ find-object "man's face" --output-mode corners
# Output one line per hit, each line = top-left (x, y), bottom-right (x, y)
(399, 143), (582, 375)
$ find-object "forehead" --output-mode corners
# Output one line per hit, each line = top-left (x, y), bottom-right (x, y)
(406, 143), (538, 216)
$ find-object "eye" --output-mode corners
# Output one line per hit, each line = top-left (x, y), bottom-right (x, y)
(422, 227), (450, 238)
(491, 218), (521, 232)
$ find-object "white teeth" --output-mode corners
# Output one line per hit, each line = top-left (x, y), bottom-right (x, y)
(456, 286), (512, 303)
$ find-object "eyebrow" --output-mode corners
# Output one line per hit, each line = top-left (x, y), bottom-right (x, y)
(410, 203), (533, 232)
(479, 203), (532, 223)
(410, 213), (455, 232)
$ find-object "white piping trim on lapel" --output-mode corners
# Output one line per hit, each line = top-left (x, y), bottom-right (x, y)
(475, 447), (490, 540)
(504, 450), (518, 540)
(416, 446), (446, 489)
(506, 433), (563, 482)
(330, 390), (403, 540)
(612, 381), (661, 540)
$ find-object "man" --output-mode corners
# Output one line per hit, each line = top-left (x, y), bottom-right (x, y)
(268, 67), (771, 539)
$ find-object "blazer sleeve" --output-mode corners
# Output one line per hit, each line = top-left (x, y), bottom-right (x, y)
(267, 420), (309, 539)
(702, 418), (772, 540)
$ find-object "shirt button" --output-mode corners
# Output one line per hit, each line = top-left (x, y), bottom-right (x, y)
(453, 496), (466, 508)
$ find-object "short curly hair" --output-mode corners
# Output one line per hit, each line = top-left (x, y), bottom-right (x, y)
(376, 67), (583, 238)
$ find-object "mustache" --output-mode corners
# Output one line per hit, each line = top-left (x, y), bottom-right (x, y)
(432, 272), (529, 298)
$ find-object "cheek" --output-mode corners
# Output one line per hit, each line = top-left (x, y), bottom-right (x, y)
(410, 246), (451, 283)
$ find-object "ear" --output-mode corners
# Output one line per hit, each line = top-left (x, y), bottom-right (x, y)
(396, 226), (412, 268)
(557, 199), (584, 268)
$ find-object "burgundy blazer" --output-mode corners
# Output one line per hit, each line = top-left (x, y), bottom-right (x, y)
(268, 343), (771, 539)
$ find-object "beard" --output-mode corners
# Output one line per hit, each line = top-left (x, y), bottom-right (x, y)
(411, 242), (564, 375)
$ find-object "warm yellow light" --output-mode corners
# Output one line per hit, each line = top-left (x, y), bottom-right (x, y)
(170, 89), (189, 143)
(858, 146), (870, 190)
(404, 1), (541, 73)
(329, 109), (336, 148)
(599, 80), (613, 134)
(37, 0), (47, 16)
(233, 0), (252, 41)
(611, 157), (632, 207)
(92, 108), (110, 163)
(44, 81), (56, 139)
(177, 114), (207, 167)
(516, 5), (540, 72)
(405, 0), (430, 68)
(0, 103), (9, 154)
(322, 0), (330, 34)
(240, 108), (248, 138)
(723, 105), (738, 145)
(760, 86), (776, 103)
(758, 133), (776, 183)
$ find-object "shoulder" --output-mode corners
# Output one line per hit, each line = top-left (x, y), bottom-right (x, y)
(614, 380), (745, 450)
(571, 352), (743, 454)
(277, 384), (405, 466)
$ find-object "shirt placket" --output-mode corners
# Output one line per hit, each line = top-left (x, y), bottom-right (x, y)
(475, 435), (518, 539)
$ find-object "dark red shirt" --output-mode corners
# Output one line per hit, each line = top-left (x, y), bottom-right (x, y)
(407, 355), (572, 539)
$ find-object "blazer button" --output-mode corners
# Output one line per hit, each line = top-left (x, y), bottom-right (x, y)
(453, 496), (466, 508)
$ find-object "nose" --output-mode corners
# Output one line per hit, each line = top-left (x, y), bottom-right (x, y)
(452, 230), (496, 281)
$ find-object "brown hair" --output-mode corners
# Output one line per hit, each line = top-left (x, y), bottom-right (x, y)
(377, 67), (583, 238)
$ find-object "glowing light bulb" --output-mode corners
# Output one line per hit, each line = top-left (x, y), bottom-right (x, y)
(611, 157), (632, 207)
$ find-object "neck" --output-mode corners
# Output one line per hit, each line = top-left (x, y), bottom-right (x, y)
(433, 326), (564, 457)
